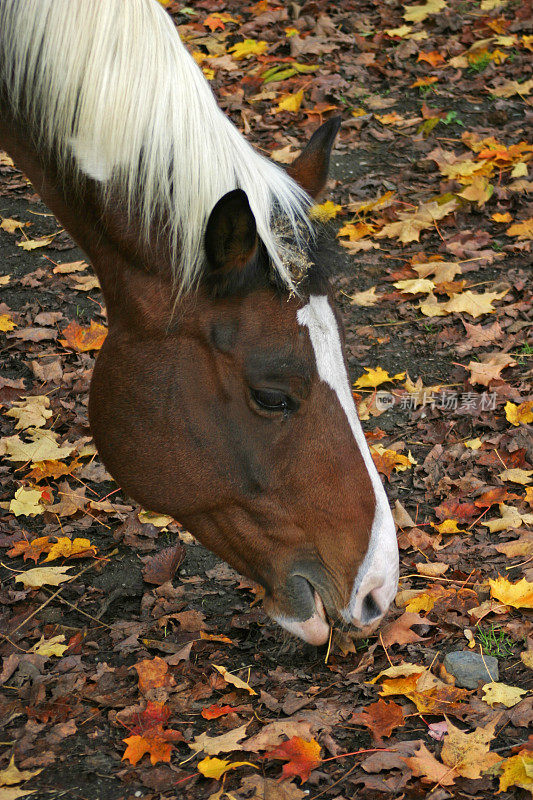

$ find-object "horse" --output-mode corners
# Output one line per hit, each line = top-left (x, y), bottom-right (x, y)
(0, 0), (399, 646)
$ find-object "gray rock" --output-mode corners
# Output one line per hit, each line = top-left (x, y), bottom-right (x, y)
(443, 651), (499, 689)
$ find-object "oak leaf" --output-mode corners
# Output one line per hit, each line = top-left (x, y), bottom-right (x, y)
(265, 737), (321, 783)
(59, 320), (107, 352)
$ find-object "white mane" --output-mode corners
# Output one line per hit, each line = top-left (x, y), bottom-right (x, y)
(0, 0), (312, 293)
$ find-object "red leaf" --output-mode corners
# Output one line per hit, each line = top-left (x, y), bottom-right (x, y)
(265, 736), (321, 783)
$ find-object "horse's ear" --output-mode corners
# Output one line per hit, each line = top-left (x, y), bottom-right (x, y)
(205, 189), (257, 273)
(286, 116), (341, 198)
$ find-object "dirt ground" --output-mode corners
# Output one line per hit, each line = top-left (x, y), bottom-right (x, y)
(1, 0), (532, 799)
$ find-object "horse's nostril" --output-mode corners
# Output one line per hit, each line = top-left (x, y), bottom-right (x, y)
(360, 591), (383, 625)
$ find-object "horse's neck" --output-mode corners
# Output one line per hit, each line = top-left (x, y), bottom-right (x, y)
(0, 103), (174, 329)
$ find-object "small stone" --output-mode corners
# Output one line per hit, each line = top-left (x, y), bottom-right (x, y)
(443, 651), (499, 689)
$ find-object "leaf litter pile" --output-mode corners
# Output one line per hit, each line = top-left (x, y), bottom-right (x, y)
(0, 0), (532, 798)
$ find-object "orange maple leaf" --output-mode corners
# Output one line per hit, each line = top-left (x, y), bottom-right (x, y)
(59, 320), (107, 352)
(7, 536), (53, 563)
(203, 14), (225, 31)
(417, 51), (445, 67)
(122, 727), (183, 766)
(201, 704), (239, 720)
(134, 656), (173, 696)
(265, 736), (321, 783)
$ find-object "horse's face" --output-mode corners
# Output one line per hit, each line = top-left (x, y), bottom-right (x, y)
(89, 119), (399, 645)
(179, 284), (399, 646)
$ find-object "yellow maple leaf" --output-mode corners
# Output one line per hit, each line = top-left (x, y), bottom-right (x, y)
(5, 396), (52, 430)
(0, 217), (31, 234)
(14, 565), (73, 589)
(0, 314), (16, 332)
(483, 503), (533, 533)
(0, 428), (76, 464)
(506, 216), (533, 239)
(9, 487), (44, 517)
(505, 400), (533, 426)
(458, 176), (493, 206)
(0, 755), (42, 787)
(404, 0), (447, 23)
(29, 634), (68, 658)
(197, 757), (256, 780)
(346, 286), (379, 307)
(489, 576), (533, 609)
(499, 751), (533, 794)
(498, 468), (532, 485)
(353, 367), (406, 388)
(394, 278), (435, 294)
(431, 519), (467, 535)
(375, 112), (405, 125)
(16, 234), (56, 251)
(309, 200), (342, 222)
(275, 88), (304, 113)
(492, 212), (512, 222)
(481, 682), (528, 708)
(338, 221), (376, 241)
(441, 719), (500, 780)
(43, 537), (98, 562)
(229, 39), (268, 60)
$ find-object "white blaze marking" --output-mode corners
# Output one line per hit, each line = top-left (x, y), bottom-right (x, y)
(297, 295), (399, 623)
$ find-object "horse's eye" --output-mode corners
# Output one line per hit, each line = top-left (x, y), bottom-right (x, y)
(250, 388), (299, 414)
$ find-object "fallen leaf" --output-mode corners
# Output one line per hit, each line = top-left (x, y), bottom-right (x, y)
(189, 724), (249, 756)
(394, 278), (435, 294)
(201, 704), (239, 720)
(404, 0), (447, 23)
(229, 39), (268, 59)
(265, 737), (321, 783)
(309, 201), (342, 222)
(499, 750), (533, 794)
(9, 487), (44, 517)
(505, 400), (533, 426)
(213, 665), (257, 695)
(440, 719), (500, 779)
(353, 367), (406, 388)
(498, 468), (533, 485)
(275, 89), (304, 113)
(16, 234), (56, 250)
(483, 504), (533, 533)
(14, 565), (73, 589)
(403, 742), (455, 785)
(481, 682), (528, 707)
(350, 698), (405, 743)
(198, 757), (256, 780)
(466, 353), (516, 387)
(29, 634), (68, 658)
(0, 314), (16, 332)
(59, 320), (107, 352)
(0, 755), (42, 786)
(5, 396), (52, 430)
(346, 286), (379, 306)
(506, 217), (533, 239)
(43, 537), (98, 562)
(489, 576), (533, 609)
